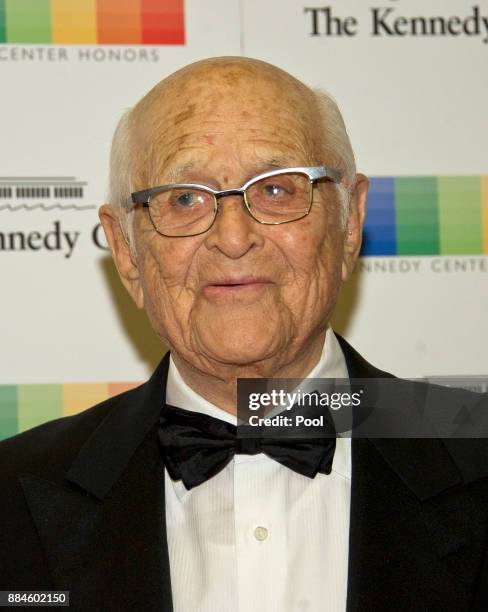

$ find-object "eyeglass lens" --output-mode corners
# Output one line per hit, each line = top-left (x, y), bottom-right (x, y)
(148, 172), (312, 237)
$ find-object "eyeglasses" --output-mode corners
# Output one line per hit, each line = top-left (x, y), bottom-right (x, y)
(126, 166), (342, 238)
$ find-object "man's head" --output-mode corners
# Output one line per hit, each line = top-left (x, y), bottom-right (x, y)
(100, 57), (367, 392)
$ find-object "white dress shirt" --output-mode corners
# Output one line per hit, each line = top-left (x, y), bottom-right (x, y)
(164, 327), (351, 612)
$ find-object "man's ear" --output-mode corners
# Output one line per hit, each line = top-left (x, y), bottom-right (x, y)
(99, 204), (144, 309)
(341, 173), (368, 281)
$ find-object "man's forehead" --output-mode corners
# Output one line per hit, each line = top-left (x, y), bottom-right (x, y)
(130, 58), (321, 183)
(140, 124), (316, 184)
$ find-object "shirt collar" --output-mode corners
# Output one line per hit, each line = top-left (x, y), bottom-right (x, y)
(165, 327), (351, 498)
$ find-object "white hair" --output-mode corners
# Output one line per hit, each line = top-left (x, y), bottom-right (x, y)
(107, 109), (135, 244)
(312, 88), (357, 227)
(107, 88), (356, 238)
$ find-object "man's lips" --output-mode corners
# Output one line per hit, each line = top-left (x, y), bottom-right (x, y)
(202, 277), (272, 297)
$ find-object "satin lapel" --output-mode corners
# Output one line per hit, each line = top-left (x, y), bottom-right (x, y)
(20, 355), (174, 612)
(335, 334), (488, 611)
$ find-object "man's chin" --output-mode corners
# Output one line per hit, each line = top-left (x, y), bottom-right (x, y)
(193, 325), (284, 370)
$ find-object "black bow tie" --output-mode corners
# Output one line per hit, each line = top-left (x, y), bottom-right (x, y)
(158, 402), (336, 490)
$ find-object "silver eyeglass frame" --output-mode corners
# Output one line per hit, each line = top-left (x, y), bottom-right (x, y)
(126, 166), (343, 238)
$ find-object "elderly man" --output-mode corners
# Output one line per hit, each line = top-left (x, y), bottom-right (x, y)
(1, 57), (488, 612)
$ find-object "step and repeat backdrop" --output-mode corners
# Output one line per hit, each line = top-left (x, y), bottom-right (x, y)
(1, 0), (487, 439)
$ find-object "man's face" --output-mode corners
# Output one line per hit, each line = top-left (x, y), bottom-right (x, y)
(102, 62), (365, 378)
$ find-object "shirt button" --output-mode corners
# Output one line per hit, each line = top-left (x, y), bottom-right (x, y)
(254, 526), (269, 541)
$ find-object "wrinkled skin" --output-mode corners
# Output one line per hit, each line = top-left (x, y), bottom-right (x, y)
(100, 57), (368, 413)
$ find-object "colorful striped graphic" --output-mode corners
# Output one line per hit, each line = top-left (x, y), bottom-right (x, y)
(0, 382), (141, 441)
(0, 0), (184, 44)
(483, 176), (488, 252)
(362, 176), (488, 256)
(51, 0), (97, 44)
(97, 0), (140, 45)
(0, 1), (6, 43)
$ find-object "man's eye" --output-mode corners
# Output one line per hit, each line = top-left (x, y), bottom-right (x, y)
(263, 183), (286, 197)
(175, 192), (196, 207)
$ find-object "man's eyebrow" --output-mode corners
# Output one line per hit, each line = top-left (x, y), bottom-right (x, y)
(244, 157), (299, 177)
(260, 157), (295, 169)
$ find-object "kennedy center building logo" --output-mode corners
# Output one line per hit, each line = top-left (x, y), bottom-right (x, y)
(0, 0), (185, 45)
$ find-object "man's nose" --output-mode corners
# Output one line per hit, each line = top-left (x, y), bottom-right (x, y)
(204, 194), (264, 258)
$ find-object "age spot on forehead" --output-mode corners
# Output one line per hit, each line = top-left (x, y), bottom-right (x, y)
(174, 103), (196, 125)
(222, 70), (242, 86)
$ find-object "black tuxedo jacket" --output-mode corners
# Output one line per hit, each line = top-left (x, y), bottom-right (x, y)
(2, 336), (488, 611)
